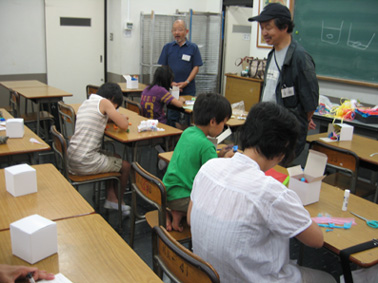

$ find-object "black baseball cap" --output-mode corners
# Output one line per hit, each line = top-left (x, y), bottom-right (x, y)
(248, 3), (291, 22)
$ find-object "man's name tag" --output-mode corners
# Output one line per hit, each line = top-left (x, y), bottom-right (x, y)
(182, 54), (191, 61)
(282, 86), (295, 98)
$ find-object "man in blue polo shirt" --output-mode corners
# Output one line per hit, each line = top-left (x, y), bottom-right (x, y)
(158, 19), (203, 128)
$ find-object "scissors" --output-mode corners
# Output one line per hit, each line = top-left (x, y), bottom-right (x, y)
(350, 211), (378, 228)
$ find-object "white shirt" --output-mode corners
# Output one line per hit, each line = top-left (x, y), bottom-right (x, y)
(190, 153), (312, 283)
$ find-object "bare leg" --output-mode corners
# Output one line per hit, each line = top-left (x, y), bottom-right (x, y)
(166, 211), (173, 231)
(171, 210), (186, 232)
(107, 160), (130, 205)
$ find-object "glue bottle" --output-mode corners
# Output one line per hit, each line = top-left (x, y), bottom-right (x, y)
(341, 190), (350, 211)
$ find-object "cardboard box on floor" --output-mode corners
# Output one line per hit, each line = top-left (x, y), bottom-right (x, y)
(327, 123), (354, 141)
(287, 150), (327, 205)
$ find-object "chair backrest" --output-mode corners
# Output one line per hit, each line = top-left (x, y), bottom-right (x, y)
(131, 162), (167, 226)
(309, 140), (359, 191)
(51, 125), (70, 179)
(57, 101), (76, 141)
(152, 226), (220, 283)
(9, 90), (21, 117)
(86, 84), (100, 99)
(125, 99), (143, 115)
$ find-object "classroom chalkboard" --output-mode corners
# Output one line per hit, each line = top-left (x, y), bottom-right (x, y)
(292, 0), (378, 86)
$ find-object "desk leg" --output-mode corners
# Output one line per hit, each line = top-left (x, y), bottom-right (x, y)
(36, 101), (41, 136)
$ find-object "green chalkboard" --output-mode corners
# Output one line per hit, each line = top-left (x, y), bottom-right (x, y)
(292, 0), (378, 85)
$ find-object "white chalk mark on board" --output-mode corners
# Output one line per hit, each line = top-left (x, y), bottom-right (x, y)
(321, 21), (343, 45)
(347, 23), (376, 50)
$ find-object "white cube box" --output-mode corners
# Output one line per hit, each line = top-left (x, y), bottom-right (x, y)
(5, 164), (37, 197)
(327, 123), (354, 141)
(170, 86), (180, 100)
(123, 75), (139, 89)
(6, 118), (24, 138)
(287, 150), (327, 205)
(10, 214), (58, 264)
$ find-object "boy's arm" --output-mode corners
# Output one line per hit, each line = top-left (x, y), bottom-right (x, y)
(295, 220), (324, 248)
(100, 99), (129, 130)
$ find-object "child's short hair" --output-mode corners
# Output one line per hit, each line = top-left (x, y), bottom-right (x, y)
(149, 66), (174, 91)
(193, 93), (232, 126)
(97, 82), (123, 108)
(240, 102), (299, 165)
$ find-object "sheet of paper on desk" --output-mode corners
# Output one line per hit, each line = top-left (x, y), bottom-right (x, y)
(38, 273), (72, 283)
(0, 125), (5, 131)
(319, 137), (338, 143)
(183, 105), (193, 110)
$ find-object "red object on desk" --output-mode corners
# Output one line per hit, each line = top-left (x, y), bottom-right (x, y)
(265, 168), (289, 183)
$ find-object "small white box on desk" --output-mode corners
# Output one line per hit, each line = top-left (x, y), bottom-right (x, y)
(287, 150), (327, 205)
(327, 123), (354, 141)
(10, 214), (58, 264)
(123, 75), (139, 89)
(6, 118), (24, 138)
(170, 86), (180, 100)
(5, 164), (37, 197)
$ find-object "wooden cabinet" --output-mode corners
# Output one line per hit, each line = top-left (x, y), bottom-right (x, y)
(225, 73), (263, 111)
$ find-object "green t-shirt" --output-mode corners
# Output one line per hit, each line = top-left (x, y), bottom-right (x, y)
(163, 126), (218, 202)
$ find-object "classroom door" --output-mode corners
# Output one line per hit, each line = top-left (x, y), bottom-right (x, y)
(45, 0), (104, 104)
(221, 6), (252, 95)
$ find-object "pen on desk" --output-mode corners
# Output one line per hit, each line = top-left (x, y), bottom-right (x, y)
(26, 272), (36, 283)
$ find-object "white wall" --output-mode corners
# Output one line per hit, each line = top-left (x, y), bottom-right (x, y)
(0, 0), (46, 75)
(249, 0), (378, 106)
(107, 0), (222, 76)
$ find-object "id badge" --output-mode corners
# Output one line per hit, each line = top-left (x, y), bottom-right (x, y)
(281, 86), (295, 98)
(182, 54), (191, 61)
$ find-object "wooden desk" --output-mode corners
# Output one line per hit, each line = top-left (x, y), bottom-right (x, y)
(306, 182), (378, 268)
(225, 73), (263, 112)
(276, 165), (378, 268)
(70, 104), (182, 162)
(0, 164), (94, 231)
(0, 108), (50, 163)
(0, 80), (46, 89)
(10, 85), (72, 136)
(0, 214), (162, 282)
(307, 133), (378, 167)
(117, 82), (147, 100)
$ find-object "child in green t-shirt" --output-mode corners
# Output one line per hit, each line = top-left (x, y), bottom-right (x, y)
(163, 93), (234, 231)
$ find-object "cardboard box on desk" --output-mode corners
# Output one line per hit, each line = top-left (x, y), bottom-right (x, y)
(170, 86), (180, 100)
(327, 123), (354, 141)
(287, 150), (327, 205)
(6, 118), (24, 138)
(10, 214), (57, 264)
(5, 164), (37, 197)
(123, 75), (138, 89)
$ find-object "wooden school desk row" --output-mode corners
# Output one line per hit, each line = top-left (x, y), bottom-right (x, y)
(0, 164), (162, 282)
(0, 80), (72, 136)
(0, 108), (50, 165)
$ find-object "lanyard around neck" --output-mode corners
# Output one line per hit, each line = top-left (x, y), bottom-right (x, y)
(273, 50), (282, 74)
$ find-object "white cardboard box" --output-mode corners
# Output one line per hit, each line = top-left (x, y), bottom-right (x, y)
(10, 214), (58, 264)
(123, 75), (139, 89)
(5, 164), (37, 197)
(287, 150), (327, 205)
(327, 123), (354, 141)
(6, 118), (24, 138)
(170, 86), (180, 100)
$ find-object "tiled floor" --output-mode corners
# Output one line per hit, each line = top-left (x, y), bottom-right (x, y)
(43, 136), (348, 282)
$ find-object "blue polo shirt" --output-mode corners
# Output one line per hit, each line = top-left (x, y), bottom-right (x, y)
(158, 40), (203, 95)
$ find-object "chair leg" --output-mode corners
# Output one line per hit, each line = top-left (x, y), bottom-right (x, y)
(117, 178), (123, 234)
(129, 190), (137, 248)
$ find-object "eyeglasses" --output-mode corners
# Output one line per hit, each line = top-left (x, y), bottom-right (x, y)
(172, 28), (186, 33)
